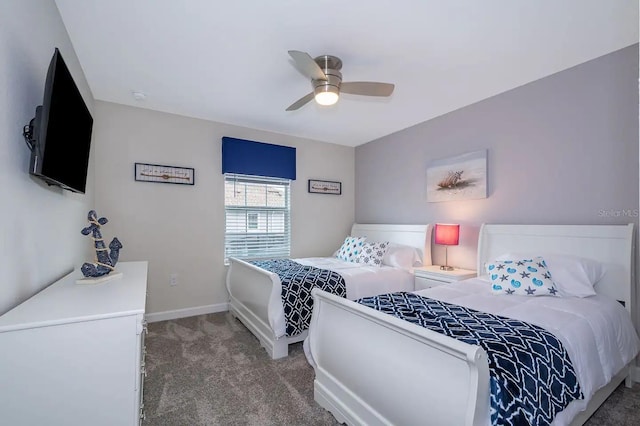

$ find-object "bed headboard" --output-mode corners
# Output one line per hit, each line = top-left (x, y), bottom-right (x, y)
(477, 223), (635, 313)
(351, 223), (432, 266)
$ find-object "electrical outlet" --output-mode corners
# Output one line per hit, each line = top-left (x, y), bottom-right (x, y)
(169, 273), (178, 286)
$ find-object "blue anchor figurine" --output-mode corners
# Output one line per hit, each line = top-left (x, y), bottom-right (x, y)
(80, 210), (123, 277)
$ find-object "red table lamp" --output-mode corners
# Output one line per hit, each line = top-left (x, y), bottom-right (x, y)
(434, 223), (460, 271)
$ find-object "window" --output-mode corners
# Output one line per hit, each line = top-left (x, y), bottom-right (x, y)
(247, 213), (258, 230)
(224, 174), (290, 260)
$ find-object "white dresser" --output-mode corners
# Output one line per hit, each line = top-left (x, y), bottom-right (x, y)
(0, 261), (148, 426)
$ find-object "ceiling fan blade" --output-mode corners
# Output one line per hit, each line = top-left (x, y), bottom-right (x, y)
(340, 82), (395, 97)
(286, 92), (315, 111)
(288, 50), (327, 81)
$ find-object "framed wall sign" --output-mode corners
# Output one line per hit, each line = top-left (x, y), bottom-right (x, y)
(134, 163), (195, 185)
(308, 179), (341, 195)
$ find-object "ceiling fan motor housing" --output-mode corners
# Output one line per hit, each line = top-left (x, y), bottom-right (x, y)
(313, 55), (342, 97)
(314, 55), (343, 71)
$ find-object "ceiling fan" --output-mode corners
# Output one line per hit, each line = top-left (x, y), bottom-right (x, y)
(286, 50), (395, 111)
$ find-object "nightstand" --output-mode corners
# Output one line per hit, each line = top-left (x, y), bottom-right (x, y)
(413, 265), (477, 290)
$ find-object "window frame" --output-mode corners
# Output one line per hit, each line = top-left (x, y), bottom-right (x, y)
(224, 173), (291, 261)
(246, 212), (259, 230)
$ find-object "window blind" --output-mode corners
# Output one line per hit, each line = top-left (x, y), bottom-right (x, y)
(224, 174), (291, 260)
(221, 137), (296, 180)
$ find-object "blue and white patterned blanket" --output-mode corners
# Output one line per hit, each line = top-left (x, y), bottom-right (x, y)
(356, 292), (583, 426)
(250, 259), (346, 337)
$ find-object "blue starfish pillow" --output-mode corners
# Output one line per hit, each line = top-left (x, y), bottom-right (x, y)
(486, 256), (558, 297)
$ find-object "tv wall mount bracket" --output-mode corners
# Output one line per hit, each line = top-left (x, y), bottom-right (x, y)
(23, 117), (36, 151)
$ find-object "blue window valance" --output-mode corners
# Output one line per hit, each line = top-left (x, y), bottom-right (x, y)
(221, 137), (296, 180)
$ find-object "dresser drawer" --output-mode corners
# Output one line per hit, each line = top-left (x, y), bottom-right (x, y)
(413, 265), (477, 291)
(415, 275), (449, 290)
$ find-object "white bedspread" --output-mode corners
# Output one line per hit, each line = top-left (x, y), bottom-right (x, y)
(295, 258), (414, 299)
(270, 257), (414, 338)
(416, 278), (640, 425)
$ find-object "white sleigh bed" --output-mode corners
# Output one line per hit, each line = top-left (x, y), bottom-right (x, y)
(307, 223), (639, 426)
(226, 223), (432, 359)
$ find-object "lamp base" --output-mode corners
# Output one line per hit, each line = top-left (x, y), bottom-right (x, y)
(440, 245), (455, 271)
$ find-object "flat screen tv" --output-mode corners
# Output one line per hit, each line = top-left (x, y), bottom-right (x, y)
(23, 48), (93, 194)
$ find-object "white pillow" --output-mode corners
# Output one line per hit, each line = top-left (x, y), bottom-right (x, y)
(336, 236), (366, 263)
(355, 241), (390, 267)
(486, 257), (558, 297)
(382, 244), (423, 270)
(496, 252), (605, 297)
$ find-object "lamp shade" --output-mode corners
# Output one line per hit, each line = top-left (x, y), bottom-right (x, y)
(434, 223), (460, 246)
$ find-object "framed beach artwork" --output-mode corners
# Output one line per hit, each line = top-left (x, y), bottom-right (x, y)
(426, 150), (488, 202)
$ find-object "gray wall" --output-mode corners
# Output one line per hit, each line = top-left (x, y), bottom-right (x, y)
(0, 0), (95, 315)
(356, 44), (639, 273)
(93, 102), (355, 316)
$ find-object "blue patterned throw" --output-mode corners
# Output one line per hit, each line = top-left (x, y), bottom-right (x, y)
(356, 292), (583, 426)
(250, 259), (346, 337)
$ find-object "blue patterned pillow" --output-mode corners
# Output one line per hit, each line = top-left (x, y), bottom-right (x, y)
(356, 241), (390, 267)
(486, 257), (558, 296)
(336, 236), (366, 262)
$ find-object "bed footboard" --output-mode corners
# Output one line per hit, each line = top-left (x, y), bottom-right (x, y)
(308, 289), (490, 426)
(226, 257), (293, 359)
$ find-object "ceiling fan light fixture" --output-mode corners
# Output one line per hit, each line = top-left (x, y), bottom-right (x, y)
(314, 85), (339, 106)
(285, 50), (394, 111)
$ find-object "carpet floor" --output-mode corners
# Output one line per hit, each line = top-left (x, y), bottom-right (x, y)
(143, 312), (639, 425)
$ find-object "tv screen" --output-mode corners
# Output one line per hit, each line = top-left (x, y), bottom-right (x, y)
(27, 48), (93, 193)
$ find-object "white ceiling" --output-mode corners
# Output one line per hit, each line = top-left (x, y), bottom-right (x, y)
(54, 0), (638, 147)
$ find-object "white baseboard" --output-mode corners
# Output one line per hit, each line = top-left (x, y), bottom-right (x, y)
(145, 302), (229, 323)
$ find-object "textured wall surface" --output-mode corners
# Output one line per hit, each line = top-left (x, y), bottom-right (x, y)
(93, 102), (354, 315)
(356, 45), (639, 271)
(0, 0), (95, 315)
